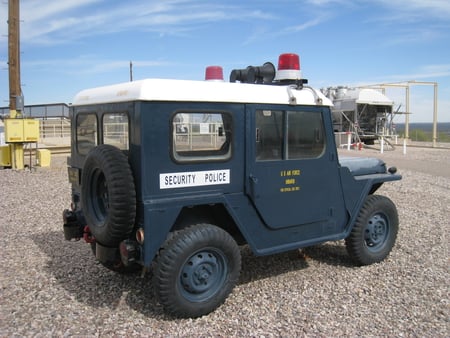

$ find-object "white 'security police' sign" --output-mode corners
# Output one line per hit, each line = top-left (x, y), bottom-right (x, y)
(160, 169), (230, 189)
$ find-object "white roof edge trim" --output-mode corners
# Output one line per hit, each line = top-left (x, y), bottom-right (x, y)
(72, 78), (333, 107)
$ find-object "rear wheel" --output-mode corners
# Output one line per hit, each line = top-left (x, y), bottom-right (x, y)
(346, 195), (399, 265)
(153, 224), (241, 318)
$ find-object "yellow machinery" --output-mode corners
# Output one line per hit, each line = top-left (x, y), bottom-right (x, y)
(0, 109), (40, 169)
(3, 1), (47, 169)
(0, 144), (12, 167)
(36, 149), (51, 167)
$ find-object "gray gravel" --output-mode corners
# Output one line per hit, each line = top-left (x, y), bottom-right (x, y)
(1, 149), (449, 337)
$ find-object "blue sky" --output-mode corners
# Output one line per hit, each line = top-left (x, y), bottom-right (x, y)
(1, 0), (449, 122)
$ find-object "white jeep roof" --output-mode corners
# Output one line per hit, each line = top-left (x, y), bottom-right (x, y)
(72, 78), (332, 107)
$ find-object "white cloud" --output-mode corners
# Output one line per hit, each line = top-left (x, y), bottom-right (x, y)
(21, 0), (102, 21)
(0, 0), (275, 48)
(22, 56), (171, 75)
(280, 17), (327, 34)
(305, 0), (352, 6)
(376, 64), (450, 83)
(376, 0), (450, 19)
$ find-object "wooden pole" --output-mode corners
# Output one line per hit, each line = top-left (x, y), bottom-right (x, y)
(8, 0), (21, 116)
(8, 0), (25, 170)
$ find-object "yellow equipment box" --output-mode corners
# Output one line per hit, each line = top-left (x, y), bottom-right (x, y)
(0, 145), (12, 167)
(36, 149), (51, 167)
(4, 119), (40, 143)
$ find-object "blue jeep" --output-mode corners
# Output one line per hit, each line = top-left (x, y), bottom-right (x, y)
(63, 54), (401, 318)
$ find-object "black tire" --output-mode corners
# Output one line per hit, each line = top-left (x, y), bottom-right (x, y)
(81, 144), (136, 246)
(153, 224), (241, 318)
(346, 195), (399, 265)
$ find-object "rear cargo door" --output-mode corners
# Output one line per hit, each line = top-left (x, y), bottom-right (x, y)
(246, 105), (347, 230)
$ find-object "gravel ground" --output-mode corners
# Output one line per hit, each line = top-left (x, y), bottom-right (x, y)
(0, 149), (449, 337)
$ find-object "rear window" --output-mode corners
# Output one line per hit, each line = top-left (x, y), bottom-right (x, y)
(102, 113), (129, 150)
(172, 112), (232, 162)
(76, 113), (97, 155)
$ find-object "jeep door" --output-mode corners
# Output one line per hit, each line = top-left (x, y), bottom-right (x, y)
(246, 105), (347, 233)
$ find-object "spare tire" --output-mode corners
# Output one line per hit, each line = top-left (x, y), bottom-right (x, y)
(81, 144), (136, 246)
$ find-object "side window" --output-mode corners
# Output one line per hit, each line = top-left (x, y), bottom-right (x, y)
(287, 110), (325, 159)
(256, 110), (283, 160)
(172, 112), (232, 162)
(76, 113), (97, 155)
(256, 109), (325, 161)
(103, 113), (129, 150)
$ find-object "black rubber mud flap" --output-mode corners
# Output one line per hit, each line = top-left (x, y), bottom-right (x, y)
(90, 242), (141, 274)
(81, 144), (136, 246)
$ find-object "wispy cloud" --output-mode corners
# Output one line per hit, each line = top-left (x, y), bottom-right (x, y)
(363, 0), (450, 31)
(307, 0), (450, 18)
(0, 0), (275, 47)
(380, 27), (444, 46)
(277, 16), (328, 35)
(376, 0), (450, 20)
(305, 0), (352, 6)
(22, 56), (172, 75)
(389, 64), (450, 81)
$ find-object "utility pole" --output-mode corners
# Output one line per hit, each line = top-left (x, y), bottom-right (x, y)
(8, 0), (22, 116)
(130, 61), (133, 82)
(7, 0), (25, 169)
(4, 0), (39, 170)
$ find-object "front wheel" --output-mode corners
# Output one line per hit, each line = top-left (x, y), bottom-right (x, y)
(346, 195), (399, 265)
(153, 224), (241, 318)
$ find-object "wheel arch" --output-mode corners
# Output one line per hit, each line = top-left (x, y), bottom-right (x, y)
(172, 203), (246, 246)
(142, 201), (246, 267)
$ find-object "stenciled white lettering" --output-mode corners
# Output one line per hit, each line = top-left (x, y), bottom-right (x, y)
(165, 174), (196, 186)
(160, 170), (230, 189)
(205, 172), (227, 183)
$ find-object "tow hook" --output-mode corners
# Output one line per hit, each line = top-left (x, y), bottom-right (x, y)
(83, 226), (95, 243)
(119, 240), (139, 266)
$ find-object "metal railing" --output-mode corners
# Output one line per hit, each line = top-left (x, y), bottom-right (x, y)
(40, 118), (71, 138)
(174, 122), (226, 151)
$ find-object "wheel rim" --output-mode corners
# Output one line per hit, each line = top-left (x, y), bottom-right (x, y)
(91, 169), (109, 223)
(364, 213), (389, 252)
(179, 249), (227, 302)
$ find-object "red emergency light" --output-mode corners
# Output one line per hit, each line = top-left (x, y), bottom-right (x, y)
(205, 66), (224, 81)
(274, 53), (302, 81)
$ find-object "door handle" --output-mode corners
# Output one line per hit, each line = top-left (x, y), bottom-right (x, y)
(249, 174), (259, 199)
(249, 174), (258, 184)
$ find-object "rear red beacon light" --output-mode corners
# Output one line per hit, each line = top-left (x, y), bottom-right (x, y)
(205, 65), (224, 81)
(277, 53), (300, 70)
(274, 53), (302, 81)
